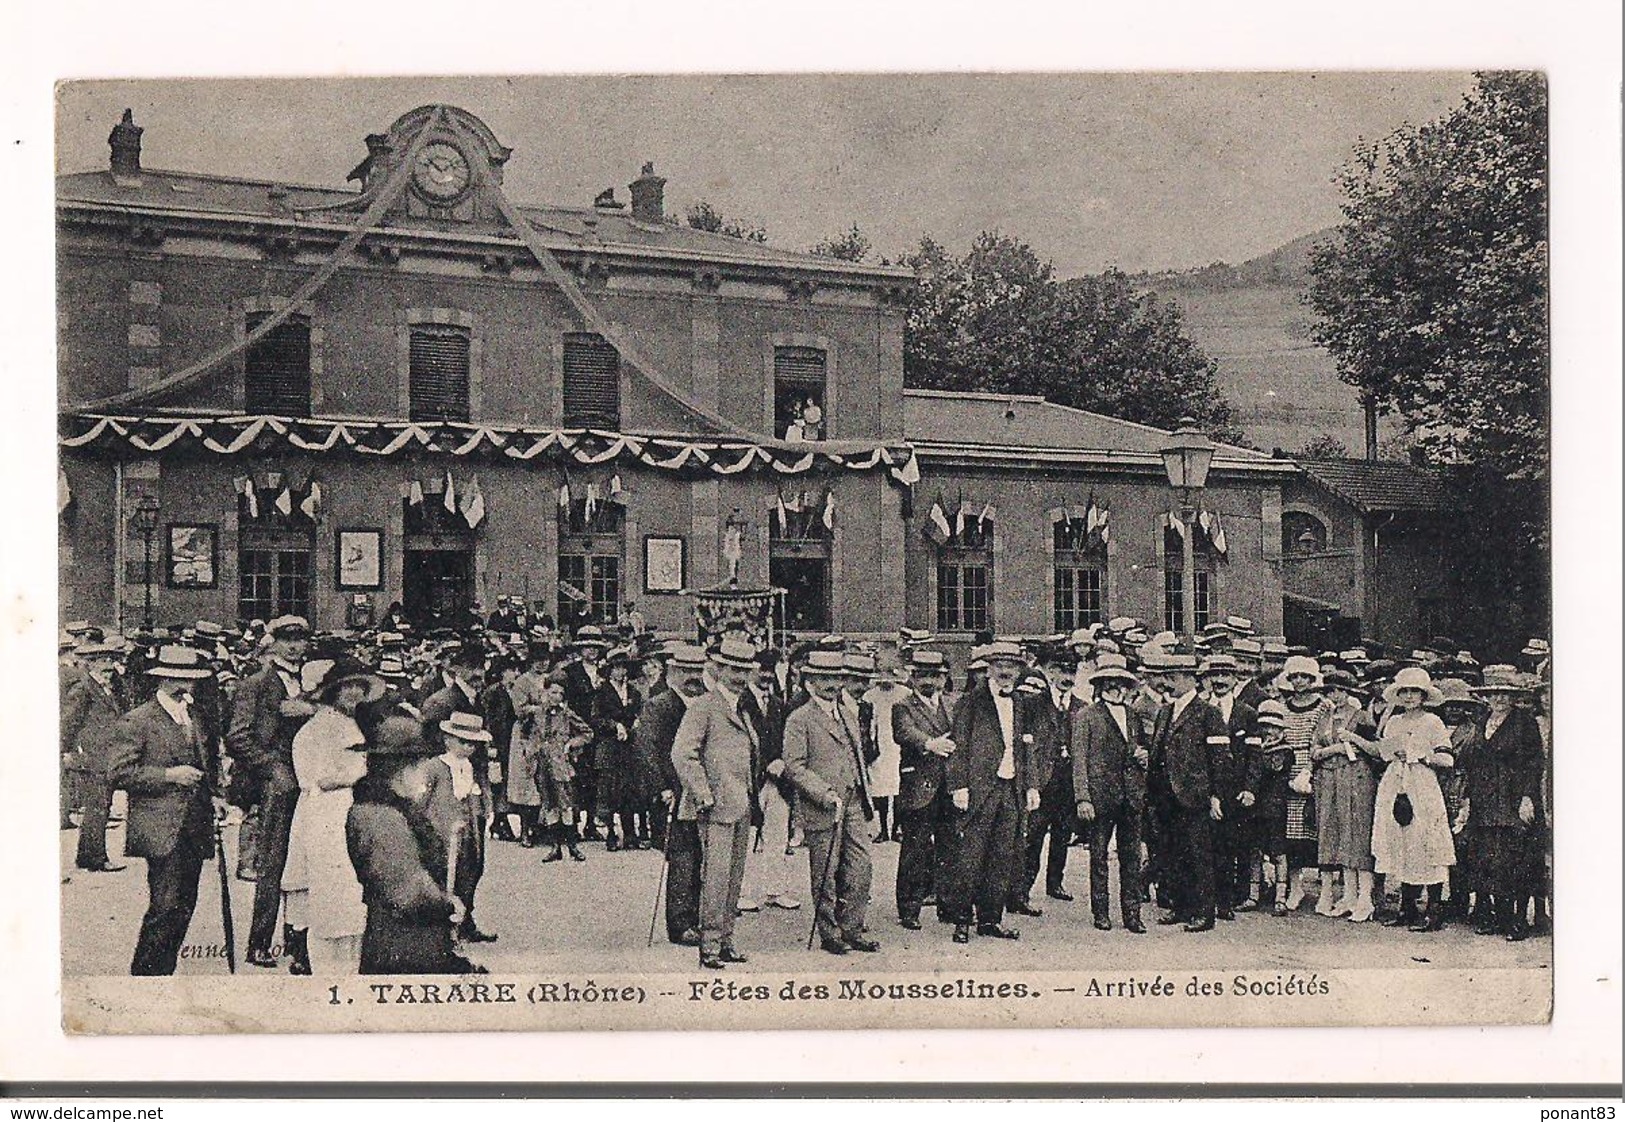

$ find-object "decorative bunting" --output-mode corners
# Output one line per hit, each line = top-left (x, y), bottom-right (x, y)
(61, 413), (917, 486)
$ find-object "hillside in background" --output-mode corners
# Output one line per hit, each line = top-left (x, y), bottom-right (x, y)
(1134, 229), (1403, 455)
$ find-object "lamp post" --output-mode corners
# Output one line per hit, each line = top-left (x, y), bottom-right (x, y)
(130, 494), (160, 631)
(1159, 418), (1215, 643)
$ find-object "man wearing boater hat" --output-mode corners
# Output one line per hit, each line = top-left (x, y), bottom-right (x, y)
(227, 615), (314, 969)
(775, 650), (881, 955)
(671, 637), (763, 969)
(108, 645), (226, 975)
(1071, 653), (1150, 933)
(943, 641), (1043, 944)
(890, 648), (956, 929)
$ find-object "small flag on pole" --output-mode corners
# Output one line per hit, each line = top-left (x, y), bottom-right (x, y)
(927, 498), (952, 543)
(558, 482), (570, 508)
(239, 477), (259, 520)
(299, 481), (322, 520)
(822, 490), (836, 530)
(58, 467), (72, 514)
(774, 493), (787, 534)
(442, 470), (457, 514)
(408, 480), (424, 507)
(274, 483), (293, 517)
(461, 475), (485, 529)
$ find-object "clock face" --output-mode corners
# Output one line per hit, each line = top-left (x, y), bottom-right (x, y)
(412, 142), (471, 202)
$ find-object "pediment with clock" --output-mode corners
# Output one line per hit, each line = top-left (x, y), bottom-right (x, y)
(347, 104), (513, 224)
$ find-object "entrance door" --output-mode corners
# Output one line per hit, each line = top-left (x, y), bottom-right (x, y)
(405, 549), (474, 628)
(770, 556), (830, 633)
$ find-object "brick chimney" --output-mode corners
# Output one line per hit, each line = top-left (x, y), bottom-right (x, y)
(629, 161), (666, 223)
(108, 109), (143, 182)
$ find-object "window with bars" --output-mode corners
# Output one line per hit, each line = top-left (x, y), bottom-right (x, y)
(562, 333), (621, 429)
(238, 532), (313, 625)
(1054, 517), (1107, 630)
(774, 346), (826, 440)
(244, 314), (312, 417)
(409, 325), (471, 422)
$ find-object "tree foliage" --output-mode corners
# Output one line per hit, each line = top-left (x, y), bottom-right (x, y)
(1296, 433), (1351, 460)
(809, 223), (872, 263)
(685, 200), (768, 243)
(902, 231), (1239, 437)
(1306, 72), (1548, 481)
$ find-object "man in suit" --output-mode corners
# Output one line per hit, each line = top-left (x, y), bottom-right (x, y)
(642, 645), (708, 945)
(1072, 654), (1149, 932)
(944, 641), (1042, 943)
(671, 637), (762, 970)
(108, 645), (225, 975)
(1200, 653), (1258, 918)
(64, 642), (129, 872)
(890, 648), (955, 929)
(741, 650), (800, 911)
(1011, 646), (1077, 914)
(774, 650), (880, 954)
(1146, 650), (1232, 932)
(226, 615), (313, 969)
(562, 626), (609, 839)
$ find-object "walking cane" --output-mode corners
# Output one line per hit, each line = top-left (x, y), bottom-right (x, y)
(806, 797), (844, 951)
(212, 814), (237, 974)
(646, 798), (678, 947)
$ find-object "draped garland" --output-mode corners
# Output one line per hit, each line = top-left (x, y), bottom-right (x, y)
(59, 413), (919, 483)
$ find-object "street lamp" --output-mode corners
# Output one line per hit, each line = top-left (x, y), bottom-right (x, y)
(130, 494), (160, 631)
(1159, 418), (1215, 642)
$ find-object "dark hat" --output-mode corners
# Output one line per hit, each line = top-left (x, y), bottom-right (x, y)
(311, 658), (387, 704)
(754, 649), (782, 669)
(364, 715), (438, 758)
(1321, 668), (1362, 692)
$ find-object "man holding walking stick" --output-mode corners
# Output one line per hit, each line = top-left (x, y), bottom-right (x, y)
(774, 650), (881, 956)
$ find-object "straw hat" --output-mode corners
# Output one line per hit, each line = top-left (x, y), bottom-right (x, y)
(1255, 699), (1289, 728)
(1434, 678), (1487, 710)
(801, 650), (847, 677)
(1472, 664), (1534, 695)
(710, 636), (758, 670)
(439, 711), (494, 743)
(1086, 653), (1139, 687)
(146, 644), (213, 680)
(1383, 666), (1444, 707)
(907, 649), (948, 672)
(981, 641), (1026, 665)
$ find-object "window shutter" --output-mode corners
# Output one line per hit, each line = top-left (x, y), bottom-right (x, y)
(245, 316), (312, 417)
(563, 334), (621, 428)
(409, 326), (471, 422)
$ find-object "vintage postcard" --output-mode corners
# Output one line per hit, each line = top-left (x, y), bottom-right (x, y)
(55, 72), (1554, 1034)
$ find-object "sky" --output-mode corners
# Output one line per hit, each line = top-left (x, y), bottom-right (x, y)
(55, 72), (1474, 276)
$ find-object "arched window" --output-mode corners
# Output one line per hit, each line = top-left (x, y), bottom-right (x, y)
(1283, 510), (1329, 556)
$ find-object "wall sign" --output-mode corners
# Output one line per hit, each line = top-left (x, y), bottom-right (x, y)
(336, 528), (384, 590)
(643, 535), (686, 594)
(165, 524), (218, 589)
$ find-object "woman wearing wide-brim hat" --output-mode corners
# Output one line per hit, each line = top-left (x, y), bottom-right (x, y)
(281, 659), (386, 975)
(1342, 666), (1456, 931)
(1461, 666), (1545, 940)
(1432, 678), (1488, 925)
(344, 715), (481, 975)
(1309, 668), (1382, 921)
(1272, 656), (1329, 913)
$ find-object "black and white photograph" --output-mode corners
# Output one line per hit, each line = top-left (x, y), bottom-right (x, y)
(29, 30), (1612, 1056)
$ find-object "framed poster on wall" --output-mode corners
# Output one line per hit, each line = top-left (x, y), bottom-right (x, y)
(336, 527), (384, 590)
(165, 524), (218, 589)
(643, 534), (686, 594)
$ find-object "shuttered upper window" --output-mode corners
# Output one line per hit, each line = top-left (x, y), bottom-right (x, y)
(774, 346), (826, 439)
(244, 314), (312, 417)
(563, 333), (621, 429)
(409, 325), (471, 422)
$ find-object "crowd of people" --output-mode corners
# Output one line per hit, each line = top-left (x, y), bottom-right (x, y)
(58, 603), (1554, 976)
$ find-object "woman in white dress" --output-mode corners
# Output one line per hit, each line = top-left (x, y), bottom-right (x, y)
(861, 651), (910, 842)
(1344, 666), (1456, 932)
(282, 659), (385, 974)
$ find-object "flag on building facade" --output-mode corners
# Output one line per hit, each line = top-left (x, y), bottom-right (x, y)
(461, 475), (485, 529)
(442, 470), (457, 514)
(299, 480), (323, 520)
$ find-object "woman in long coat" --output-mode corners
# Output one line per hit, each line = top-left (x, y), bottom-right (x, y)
(1309, 669), (1380, 921)
(509, 668), (594, 860)
(1347, 666), (1457, 932)
(345, 715), (479, 975)
(1463, 666), (1545, 940)
(282, 659), (385, 975)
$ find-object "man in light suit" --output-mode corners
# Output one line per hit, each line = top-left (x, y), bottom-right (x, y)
(671, 637), (762, 970)
(109, 645), (225, 975)
(1071, 654), (1149, 933)
(1145, 650), (1232, 932)
(944, 641), (1042, 944)
(226, 615), (313, 969)
(890, 649), (955, 929)
(774, 650), (880, 954)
